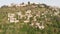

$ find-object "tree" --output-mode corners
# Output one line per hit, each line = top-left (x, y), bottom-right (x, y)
(28, 1), (30, 5)
(1, 5), (8, 8)
(21, 2), (24, 5)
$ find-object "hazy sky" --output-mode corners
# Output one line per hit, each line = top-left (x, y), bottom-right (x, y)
(0, 0), (60, 7)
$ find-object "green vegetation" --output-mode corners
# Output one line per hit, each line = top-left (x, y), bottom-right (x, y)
(0, 2), (60, 34)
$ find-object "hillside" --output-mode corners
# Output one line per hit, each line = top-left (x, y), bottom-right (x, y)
(0, 2), (60, 34)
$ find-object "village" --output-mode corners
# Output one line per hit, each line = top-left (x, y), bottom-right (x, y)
(7, 2), (60, 30)
(0, 1), (60, 34)
(8, 9), (45, 29)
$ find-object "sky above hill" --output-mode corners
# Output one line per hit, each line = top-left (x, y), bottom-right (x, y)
(0, 0), (60, 7)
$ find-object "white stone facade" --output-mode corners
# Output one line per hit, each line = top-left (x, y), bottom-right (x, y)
(8, 13), (19, 23)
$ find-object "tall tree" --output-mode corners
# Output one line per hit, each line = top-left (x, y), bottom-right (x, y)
(28, 1), (30, 5)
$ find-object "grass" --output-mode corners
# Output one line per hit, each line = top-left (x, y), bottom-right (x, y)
(0, 4), (60, 34)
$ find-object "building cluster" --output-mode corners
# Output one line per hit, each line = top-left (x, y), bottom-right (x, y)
(7, 2), (60, 30)
(7, 2), (46, 8)
(7, 10), (45, 29)
(7, 7), (60, 29)
(8, 13), (19, 23)
(7, 6), (60, 29)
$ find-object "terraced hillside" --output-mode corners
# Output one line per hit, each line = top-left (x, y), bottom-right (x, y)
(0, 2), (60, 34)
